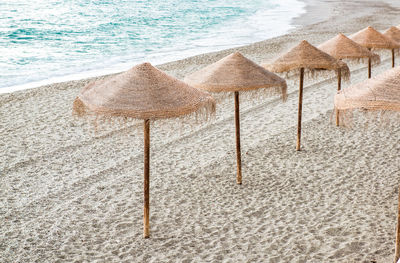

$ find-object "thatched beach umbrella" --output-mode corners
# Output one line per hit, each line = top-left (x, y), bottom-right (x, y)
(263, 40), (350, 151)
(318, 33), (380, 126)
(73, 63), (216, 238)
(335, 66), (400, 113)
(350, 26), (400, 78)
(184, 52), (287, 185)
(383, 26), (400, 67)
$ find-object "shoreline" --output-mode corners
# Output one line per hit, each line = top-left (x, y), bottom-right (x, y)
(0, 0), (306, 95)
(2, 0), (396, 98)
(2, 1), (400, 262)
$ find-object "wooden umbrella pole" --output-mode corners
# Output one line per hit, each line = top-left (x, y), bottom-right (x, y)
(336, 68), (342, 127)
(395, 185), (400, 263)
(296, 68), (304, 151)
(368, 48), (372, 79)
(392, 49), (395, 68)
(234, 91), (242, 185)
(143, 119), (150, 238)
(368, 57), (372, 79)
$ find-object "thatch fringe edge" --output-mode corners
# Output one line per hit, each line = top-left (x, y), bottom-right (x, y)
(276, 66), (350, 85)
(73, 97), (216, 131)
(333, 108), (400, 128)
(343, 55), (381, 67)
(210, 84), (287, 104)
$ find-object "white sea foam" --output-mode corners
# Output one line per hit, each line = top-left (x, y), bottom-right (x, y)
(1, 0), (305, 93)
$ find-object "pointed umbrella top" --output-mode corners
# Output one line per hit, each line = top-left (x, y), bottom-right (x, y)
(350, 26), (400, 49)
(184, 52), (287, 97)
(73, 63), (216, 120)
(335, 66), (400, 111)
(318, 33), (380, 63)
(383, 26), (400, 44)
(263, 40), (350, 78)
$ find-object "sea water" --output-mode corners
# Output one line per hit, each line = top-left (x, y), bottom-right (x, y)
(0, 0), (305, 93)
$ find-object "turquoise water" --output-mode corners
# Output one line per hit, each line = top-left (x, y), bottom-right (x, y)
(0, 0), (305, 92)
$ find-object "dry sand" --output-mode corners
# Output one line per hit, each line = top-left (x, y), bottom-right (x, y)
(2, 0), (400, 262)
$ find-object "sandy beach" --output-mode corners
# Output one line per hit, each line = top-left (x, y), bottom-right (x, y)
(2, 0), (400, 262)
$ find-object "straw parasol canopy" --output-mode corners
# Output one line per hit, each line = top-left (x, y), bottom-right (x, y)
(73, 62), (216, 238)
(318, 33), (381, 126)
(184, 51), (287, 95)
(383, 26), (400, 67)
(350, 26), (399, 49)
(74, 63), (215, 120)
(383, 26), (400, 45)
(335, 66), (400, 112)
(185, 52), (287, 184)
(350, 26), (400, 76)
(262, 40), (350, 150)
(263, 40), (350, 78)
(318, 33), (380, 64)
